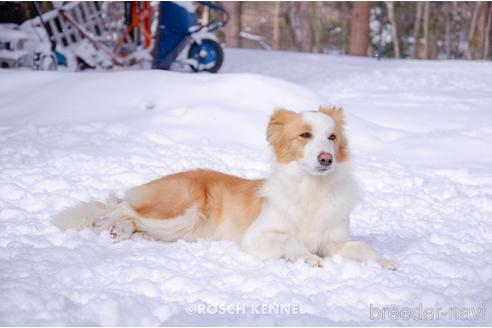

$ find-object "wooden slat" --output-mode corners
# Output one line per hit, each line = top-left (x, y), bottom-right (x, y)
(48, 18), (63, 46)
(57, 16), (74, 46)
(71, 7), (84, 41)
(79, 3), (95, 35)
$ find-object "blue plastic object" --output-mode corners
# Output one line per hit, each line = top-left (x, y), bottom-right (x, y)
(153, 2), (197, 70)
(55, 50), (67, 66)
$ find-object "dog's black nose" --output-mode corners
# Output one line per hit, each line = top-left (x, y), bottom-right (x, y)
(318, 152), (333, 167)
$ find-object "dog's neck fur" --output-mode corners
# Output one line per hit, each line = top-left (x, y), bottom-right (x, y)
(263, 161), (354, 198)
(259, 160), (358, 227)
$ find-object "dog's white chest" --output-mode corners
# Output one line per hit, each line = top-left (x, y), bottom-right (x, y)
(260, 164), (357, 253)
(289, 187), (352, 252)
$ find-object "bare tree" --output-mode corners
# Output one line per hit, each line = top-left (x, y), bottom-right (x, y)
(422, 1), (430, 59)
(298, 1), (312, 52)
(272, 1), (281, 50)
(222, 2), (241, 48)
(285, 2), (299, 51)
(469, 2), (480, 44)
(444, 2), (451, 58)
(386, 2), (400, 58)
(311, 2), (322, 53)
(483, 3), (492, 59)
(350, 1), (371, 56)
(470, 1), (491, 59)
(412, 1), (423, 58)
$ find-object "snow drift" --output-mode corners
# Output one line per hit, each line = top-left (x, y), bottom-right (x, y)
(0, 49), (491, 325)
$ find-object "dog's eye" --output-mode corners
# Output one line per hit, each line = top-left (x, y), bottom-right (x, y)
(329, 134), (336, 141)
(299, 132), (312, 139)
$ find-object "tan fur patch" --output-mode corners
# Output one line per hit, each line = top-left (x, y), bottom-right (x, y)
(125, 170), (265, 242)
(266, 108), (312, 163)
(319, 106), (349, 162)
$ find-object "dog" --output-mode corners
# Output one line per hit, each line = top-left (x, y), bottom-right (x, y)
(54, 107), (396, 270)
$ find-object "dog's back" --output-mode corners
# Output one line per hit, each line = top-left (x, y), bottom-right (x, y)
(54, 170), (265, 243)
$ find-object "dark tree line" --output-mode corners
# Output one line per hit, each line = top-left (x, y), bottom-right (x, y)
(219, 1), (492, 60)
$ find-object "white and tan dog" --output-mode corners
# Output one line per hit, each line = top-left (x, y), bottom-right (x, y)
(54, 107), (395, 270)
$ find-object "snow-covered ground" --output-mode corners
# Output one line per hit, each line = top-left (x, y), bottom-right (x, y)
(1, 49), (491, 325)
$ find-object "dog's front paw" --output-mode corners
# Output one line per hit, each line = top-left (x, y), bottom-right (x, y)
(378, 258), (397, 271)
(304, 255), (324, 268)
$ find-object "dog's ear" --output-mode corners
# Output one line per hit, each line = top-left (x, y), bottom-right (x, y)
(266, 108), (296, 144)
(319, 106), (344, 125)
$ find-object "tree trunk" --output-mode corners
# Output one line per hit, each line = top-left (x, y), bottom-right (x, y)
(298, 1), (312, 52)
(444, 2), (451, 58)
(447, 2), (463, 59)
(222, 2), (241, 48)
(412, 1), (423, 58)
(39, 2), (53, 14)
(285, 2), (299, 51)
(469, 2), (480, 42)
(350, 1), (371, 56)
(470, 2), (491, 59)
(422, 1), (430, 59)
(272, 1), (281, 50)
(386, 2), (400, 58)
(311, 2), (322, 53)
(484, 3), (492, 59)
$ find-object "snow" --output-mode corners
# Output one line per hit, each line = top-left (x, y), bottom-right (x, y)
(0, 49), (28, 61)
(0, 24), (28, 43)
(0, 25), (29, 62)
(1, 48), (492, 325)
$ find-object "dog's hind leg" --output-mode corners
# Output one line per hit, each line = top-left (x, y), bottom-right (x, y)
(57, 193), (139, 242)
(109, 220), (135, 241)
(95, 195), (145, 242)
(133, 205), (201, 242)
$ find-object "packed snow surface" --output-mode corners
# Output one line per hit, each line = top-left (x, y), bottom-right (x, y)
(1, 49), (491, 325)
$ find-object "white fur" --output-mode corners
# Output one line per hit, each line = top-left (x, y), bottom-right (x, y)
(53, 201), (106, 231)
(298, 111), (337, 175)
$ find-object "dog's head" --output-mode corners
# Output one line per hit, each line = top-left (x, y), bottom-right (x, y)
(267, 107), (349, 176)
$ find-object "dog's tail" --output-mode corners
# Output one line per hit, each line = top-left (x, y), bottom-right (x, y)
(52, 193), (122, 232)
(53, 192), (201, 242)
(52, 201), (106, 231)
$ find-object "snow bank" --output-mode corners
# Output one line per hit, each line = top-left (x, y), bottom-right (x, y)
(1, 49), (491, 325)
(223, 49), (492, 169)
(0, 70), (319, 149)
